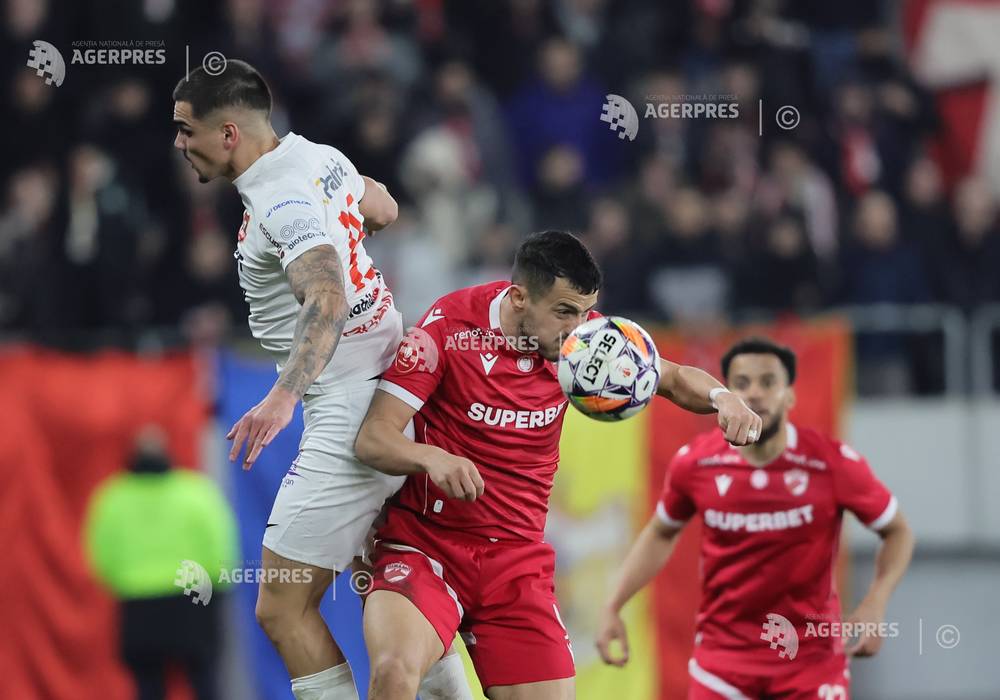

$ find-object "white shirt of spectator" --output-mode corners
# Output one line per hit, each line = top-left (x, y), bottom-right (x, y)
(233, 132), (400, 391)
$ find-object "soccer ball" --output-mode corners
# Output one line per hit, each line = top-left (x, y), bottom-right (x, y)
(558, 316), (660, 421)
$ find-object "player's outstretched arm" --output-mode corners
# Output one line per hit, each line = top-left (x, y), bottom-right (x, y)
(359, 175), (398, 231)
(845, 509), (915, 657)
(227, 246), (348, 468)
(355, 390), (485, 501)
(596, 516), (682, 667)
(657, 358), (763, 446)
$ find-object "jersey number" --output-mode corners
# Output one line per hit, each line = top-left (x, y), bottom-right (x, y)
(818, 684), (846, 700)
(338, 193), (376, 292)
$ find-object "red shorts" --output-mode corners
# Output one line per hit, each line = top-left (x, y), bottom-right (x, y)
(688, 654), (850, 699)
(368, 507), (575, 689)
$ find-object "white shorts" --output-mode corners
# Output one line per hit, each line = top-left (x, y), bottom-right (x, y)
(263, 375), (405, 572)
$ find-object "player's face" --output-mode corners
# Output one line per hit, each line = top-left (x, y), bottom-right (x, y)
(513, 277), (598, 361)
(726, 354), (794, 442)
(173, 101), (229, 183)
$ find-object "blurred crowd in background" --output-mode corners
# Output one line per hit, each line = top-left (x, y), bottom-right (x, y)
(3, 0), (1000, 394)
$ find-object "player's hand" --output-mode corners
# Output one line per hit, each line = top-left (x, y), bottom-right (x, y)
(716, 392), (762, 446)
(227, 388), (297, 470)
(596, 607), (630, 667)
(844, 598), (888, 657)
(423, 450), (485, 502)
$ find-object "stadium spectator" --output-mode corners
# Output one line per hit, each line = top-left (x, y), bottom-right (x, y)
(83, 426), (238, 700)
(840, 190), (930, 394)
(736, 212), (823, 314)
(506, 37), (618, 188)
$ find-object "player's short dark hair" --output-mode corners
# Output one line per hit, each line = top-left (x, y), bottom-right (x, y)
(172, 59), (271, 119)
(512, 230), (602, 298)
(721, 337), (797, 384)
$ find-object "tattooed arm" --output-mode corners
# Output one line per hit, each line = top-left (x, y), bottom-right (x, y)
(227, 245), (348, 468)
(277, 245), (349, 397)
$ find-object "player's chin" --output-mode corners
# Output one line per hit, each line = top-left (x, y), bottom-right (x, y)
(538, 345), (560, 363)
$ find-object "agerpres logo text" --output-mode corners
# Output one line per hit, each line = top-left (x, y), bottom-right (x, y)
(601, 94), (800, 141)
(761, 612), (902, 661)
(27, 39), (168, 87)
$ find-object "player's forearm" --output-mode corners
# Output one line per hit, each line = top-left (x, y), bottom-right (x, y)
(355, 418), (442, 476)
(863, 516), (915, 607)
(656, 359), (724, 414)
(274, 290), (348, 400)
(360, 176), (397, 230)
(606, 519), (679, 613)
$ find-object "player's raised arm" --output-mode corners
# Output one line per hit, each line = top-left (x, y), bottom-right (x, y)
(355, 390), (485, 502)
(657, 357), (763, 445)
(596, 515), (683, 667)
(359, 175), (398, 231)
(227, 246), (348, 468)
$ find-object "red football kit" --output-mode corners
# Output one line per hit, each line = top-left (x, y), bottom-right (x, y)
(369, 281), (594, 688)
(657, 425), (898, 699)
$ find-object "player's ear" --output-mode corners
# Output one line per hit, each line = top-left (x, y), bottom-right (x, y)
(786, 386), (796, 410)
(508, 284), (529, 311)
(222, 121), (239, 149)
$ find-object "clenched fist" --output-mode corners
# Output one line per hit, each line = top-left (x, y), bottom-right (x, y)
(715, 391), (763, 446)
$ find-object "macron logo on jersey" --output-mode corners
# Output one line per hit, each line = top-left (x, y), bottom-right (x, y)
(480, 352), (498, 375)
(715, 474), (733, 496)
(705, 505), (814, 532)
(422, 308), (445, 327)
(467, 401), (566, 429)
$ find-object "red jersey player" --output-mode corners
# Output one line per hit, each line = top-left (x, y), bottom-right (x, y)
(354, 231), (762, 700)
(596, 337), (915, 700)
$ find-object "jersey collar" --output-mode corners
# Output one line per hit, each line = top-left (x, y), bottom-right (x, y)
(488, 285), (512, 332)
(233, 131), (301, 194)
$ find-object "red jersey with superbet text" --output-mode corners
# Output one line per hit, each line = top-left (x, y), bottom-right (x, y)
(378, 281), (593, 542)
(657, 425), (898, 675)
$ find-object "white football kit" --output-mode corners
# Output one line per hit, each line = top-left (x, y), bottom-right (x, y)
(233, 132), (404, 571)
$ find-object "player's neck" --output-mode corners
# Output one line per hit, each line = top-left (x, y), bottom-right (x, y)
(227, 131), (281, 181)
(738, 422), (787, 467)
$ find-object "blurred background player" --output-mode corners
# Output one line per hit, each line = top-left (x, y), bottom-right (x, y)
(172, 60), (468, 700)
(596, 337), (915, 699)
(84, 426), (238, 700)
(353, 231), (762, 699)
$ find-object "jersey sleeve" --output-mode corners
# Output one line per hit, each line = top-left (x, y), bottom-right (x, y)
(832, 442), (898, 531)
(378, 307), (448, 412)
(656, 445), (697, 528)
(257, 194), (333, 271)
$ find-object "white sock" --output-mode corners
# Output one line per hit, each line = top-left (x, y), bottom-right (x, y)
(418, 652), (473, 700)
(291, 662), (359, 700)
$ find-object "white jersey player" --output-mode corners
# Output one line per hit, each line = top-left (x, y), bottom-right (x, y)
(173, 60), (470, 700)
